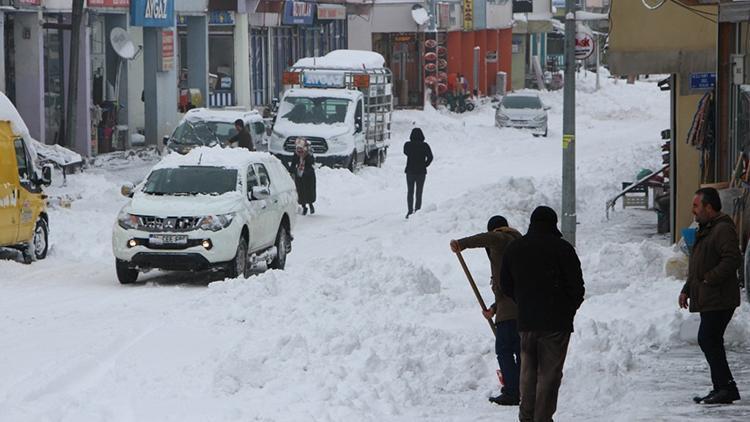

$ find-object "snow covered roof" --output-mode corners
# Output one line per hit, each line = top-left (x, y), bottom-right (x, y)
(182, 107), (260, 124)
(293, 50), (386, 70)
(153, 146), (273, 171)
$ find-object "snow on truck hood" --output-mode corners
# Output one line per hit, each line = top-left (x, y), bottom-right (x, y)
(127, 191), (243, 217)
(273, 120), (350, 139)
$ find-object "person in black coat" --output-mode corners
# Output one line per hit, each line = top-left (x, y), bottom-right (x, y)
(290, 139), (316, 215)
(499, 206), (585, 422)
(403, 127), (433, 219)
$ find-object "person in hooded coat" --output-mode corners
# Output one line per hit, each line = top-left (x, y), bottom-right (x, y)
(500, 206), (585, 422)
(290, 138), (316, 215)
(403, 127), (433, 219)
(450, 215), (523, 406)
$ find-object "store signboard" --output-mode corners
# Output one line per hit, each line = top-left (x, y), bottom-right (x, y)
(462, 0), (473, 31)
(17, 0), (41, 5)
(131, 0), (175, 28)
(88, 0), (130, 7)
(513, 0), (533, 13)
(690, 73), (716, 90)
(160, 29), (174, 72)
(282, 1), (316, 26)
(317, 4), (346, 20)
(438, 2), (451, 29)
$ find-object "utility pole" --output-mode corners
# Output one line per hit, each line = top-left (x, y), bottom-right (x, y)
(562, 0), (577, 245)
(65, 0), (85, 150)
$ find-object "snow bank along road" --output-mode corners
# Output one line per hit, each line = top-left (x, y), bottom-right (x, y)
(2, 73), (749, 421)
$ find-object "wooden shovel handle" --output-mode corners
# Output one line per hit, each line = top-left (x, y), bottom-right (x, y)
(456, 251), (496, 337)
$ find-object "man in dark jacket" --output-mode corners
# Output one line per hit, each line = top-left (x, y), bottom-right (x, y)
(450, 216), (523, 406)
(228, 119), (255, 151)
(680, 187), (742, 405)
(403, 127), (433, 219)
(500, 206), (585, 422)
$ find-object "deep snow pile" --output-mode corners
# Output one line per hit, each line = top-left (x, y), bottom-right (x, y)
(1, 71), (749, 421)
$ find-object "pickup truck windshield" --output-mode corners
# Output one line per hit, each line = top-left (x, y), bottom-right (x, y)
(501, 96), (542, 109)
(143, 166), (238, 195)
(279, 97), (350, 124)
(170, 120), (228, 146)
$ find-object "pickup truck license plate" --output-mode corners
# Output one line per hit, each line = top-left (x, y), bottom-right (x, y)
(149, 234), (188, 246)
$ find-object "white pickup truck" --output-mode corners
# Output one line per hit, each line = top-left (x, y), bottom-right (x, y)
(112, 147), (296, 284)
(268, 50), (393, 171)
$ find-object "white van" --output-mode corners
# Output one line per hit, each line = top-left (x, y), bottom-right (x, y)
(112, 147), (296, 284)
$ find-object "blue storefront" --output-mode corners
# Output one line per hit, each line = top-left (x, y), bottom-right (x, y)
(250, 1), (348, 107)
(130, 0), (178, 145)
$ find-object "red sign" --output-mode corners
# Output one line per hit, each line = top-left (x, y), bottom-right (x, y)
(88, 0), (130, 7)
(575, 32), (595, 60)
(17, 0), (42, 5)
(161, 29), (174, 72)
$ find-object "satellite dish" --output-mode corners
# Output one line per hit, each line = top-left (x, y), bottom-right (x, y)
(110, 27), (137, 60)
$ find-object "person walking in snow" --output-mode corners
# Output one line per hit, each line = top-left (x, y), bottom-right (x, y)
(450, 216), (523, 406)
(500, 206), (585, 422)
(290, 138), (316, 215)
(679, 187), (742, 405)
(403, 127), (433, 219)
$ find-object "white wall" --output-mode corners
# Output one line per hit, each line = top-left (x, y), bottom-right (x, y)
(127, 26), (145, 136)
(487, 2), (513, 29)
(370, 4), (423, 33)
(347, 14), (373, 51)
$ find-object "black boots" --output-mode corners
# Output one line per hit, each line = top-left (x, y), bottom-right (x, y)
(489, 393), (520, 406)
(302, 205), (308, 215)
(309, 203), (315, 214)
(695, 382), (741, 404)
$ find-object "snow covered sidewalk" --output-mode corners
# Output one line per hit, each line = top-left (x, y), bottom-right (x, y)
(1, 72), (749, 421)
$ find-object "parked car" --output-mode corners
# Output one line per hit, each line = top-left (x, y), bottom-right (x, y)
(494, 93), (550, 137)
(164, 108), (268, 154)
(112, 147), (296, 284)
(0, 92), (52, 264)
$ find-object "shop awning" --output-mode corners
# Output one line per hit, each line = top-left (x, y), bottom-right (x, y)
(719, 1), (750, 22)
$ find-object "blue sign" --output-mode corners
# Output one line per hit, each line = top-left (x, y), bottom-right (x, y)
(282, 1), (316, 26)
(690, 73), (716, 90)
(131, 0), (174, 28)
(209, 11), (235, 26)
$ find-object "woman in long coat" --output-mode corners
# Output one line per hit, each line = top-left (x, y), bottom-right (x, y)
(290, 138), (317, 215)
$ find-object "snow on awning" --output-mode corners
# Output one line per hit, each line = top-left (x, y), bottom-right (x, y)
(576, 11), (609, 21)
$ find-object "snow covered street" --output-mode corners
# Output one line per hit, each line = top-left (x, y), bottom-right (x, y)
(1, 73), (749, 421)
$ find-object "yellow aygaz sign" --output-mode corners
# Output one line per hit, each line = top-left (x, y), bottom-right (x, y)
(463, 0), (473, 31)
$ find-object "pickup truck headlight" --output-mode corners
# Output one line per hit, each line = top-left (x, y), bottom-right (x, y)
(198, 213), (235, 231)
(117, 211), (140, 230)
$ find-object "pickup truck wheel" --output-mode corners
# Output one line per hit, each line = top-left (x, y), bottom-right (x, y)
(116, 259), (138, 284)
(270, 226), (289, 270)
(228, 236), (249, 279)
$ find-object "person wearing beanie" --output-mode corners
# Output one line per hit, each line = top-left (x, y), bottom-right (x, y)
(500, 206), (585, 422)
(450, 215), (523, 406)
(403, 127), (433, 219)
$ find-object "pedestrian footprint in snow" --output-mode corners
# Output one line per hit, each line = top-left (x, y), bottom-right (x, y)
(450, 216), (523, 406)
(680, 188), (742, 405)
(500, 206), (585, 422)
(289, 138), (316, 215)
(403, 128), (433, 219)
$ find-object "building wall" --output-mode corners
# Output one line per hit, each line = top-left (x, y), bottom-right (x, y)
(674, 78), (704, 241)
(511, 34), (526, 90)
(127, 26), (145, 137)
(486, 2), (513, 29)
(347, 13), (373, 51)
(13, 13), (44, 143)
(446, 28), (513, 95)
(609, 0), (717, 75)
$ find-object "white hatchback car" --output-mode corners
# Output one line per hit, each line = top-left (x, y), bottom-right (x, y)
(112, 147), (297, 284)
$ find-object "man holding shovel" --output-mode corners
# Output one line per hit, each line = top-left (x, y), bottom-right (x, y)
(450, 216), (523, 406)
